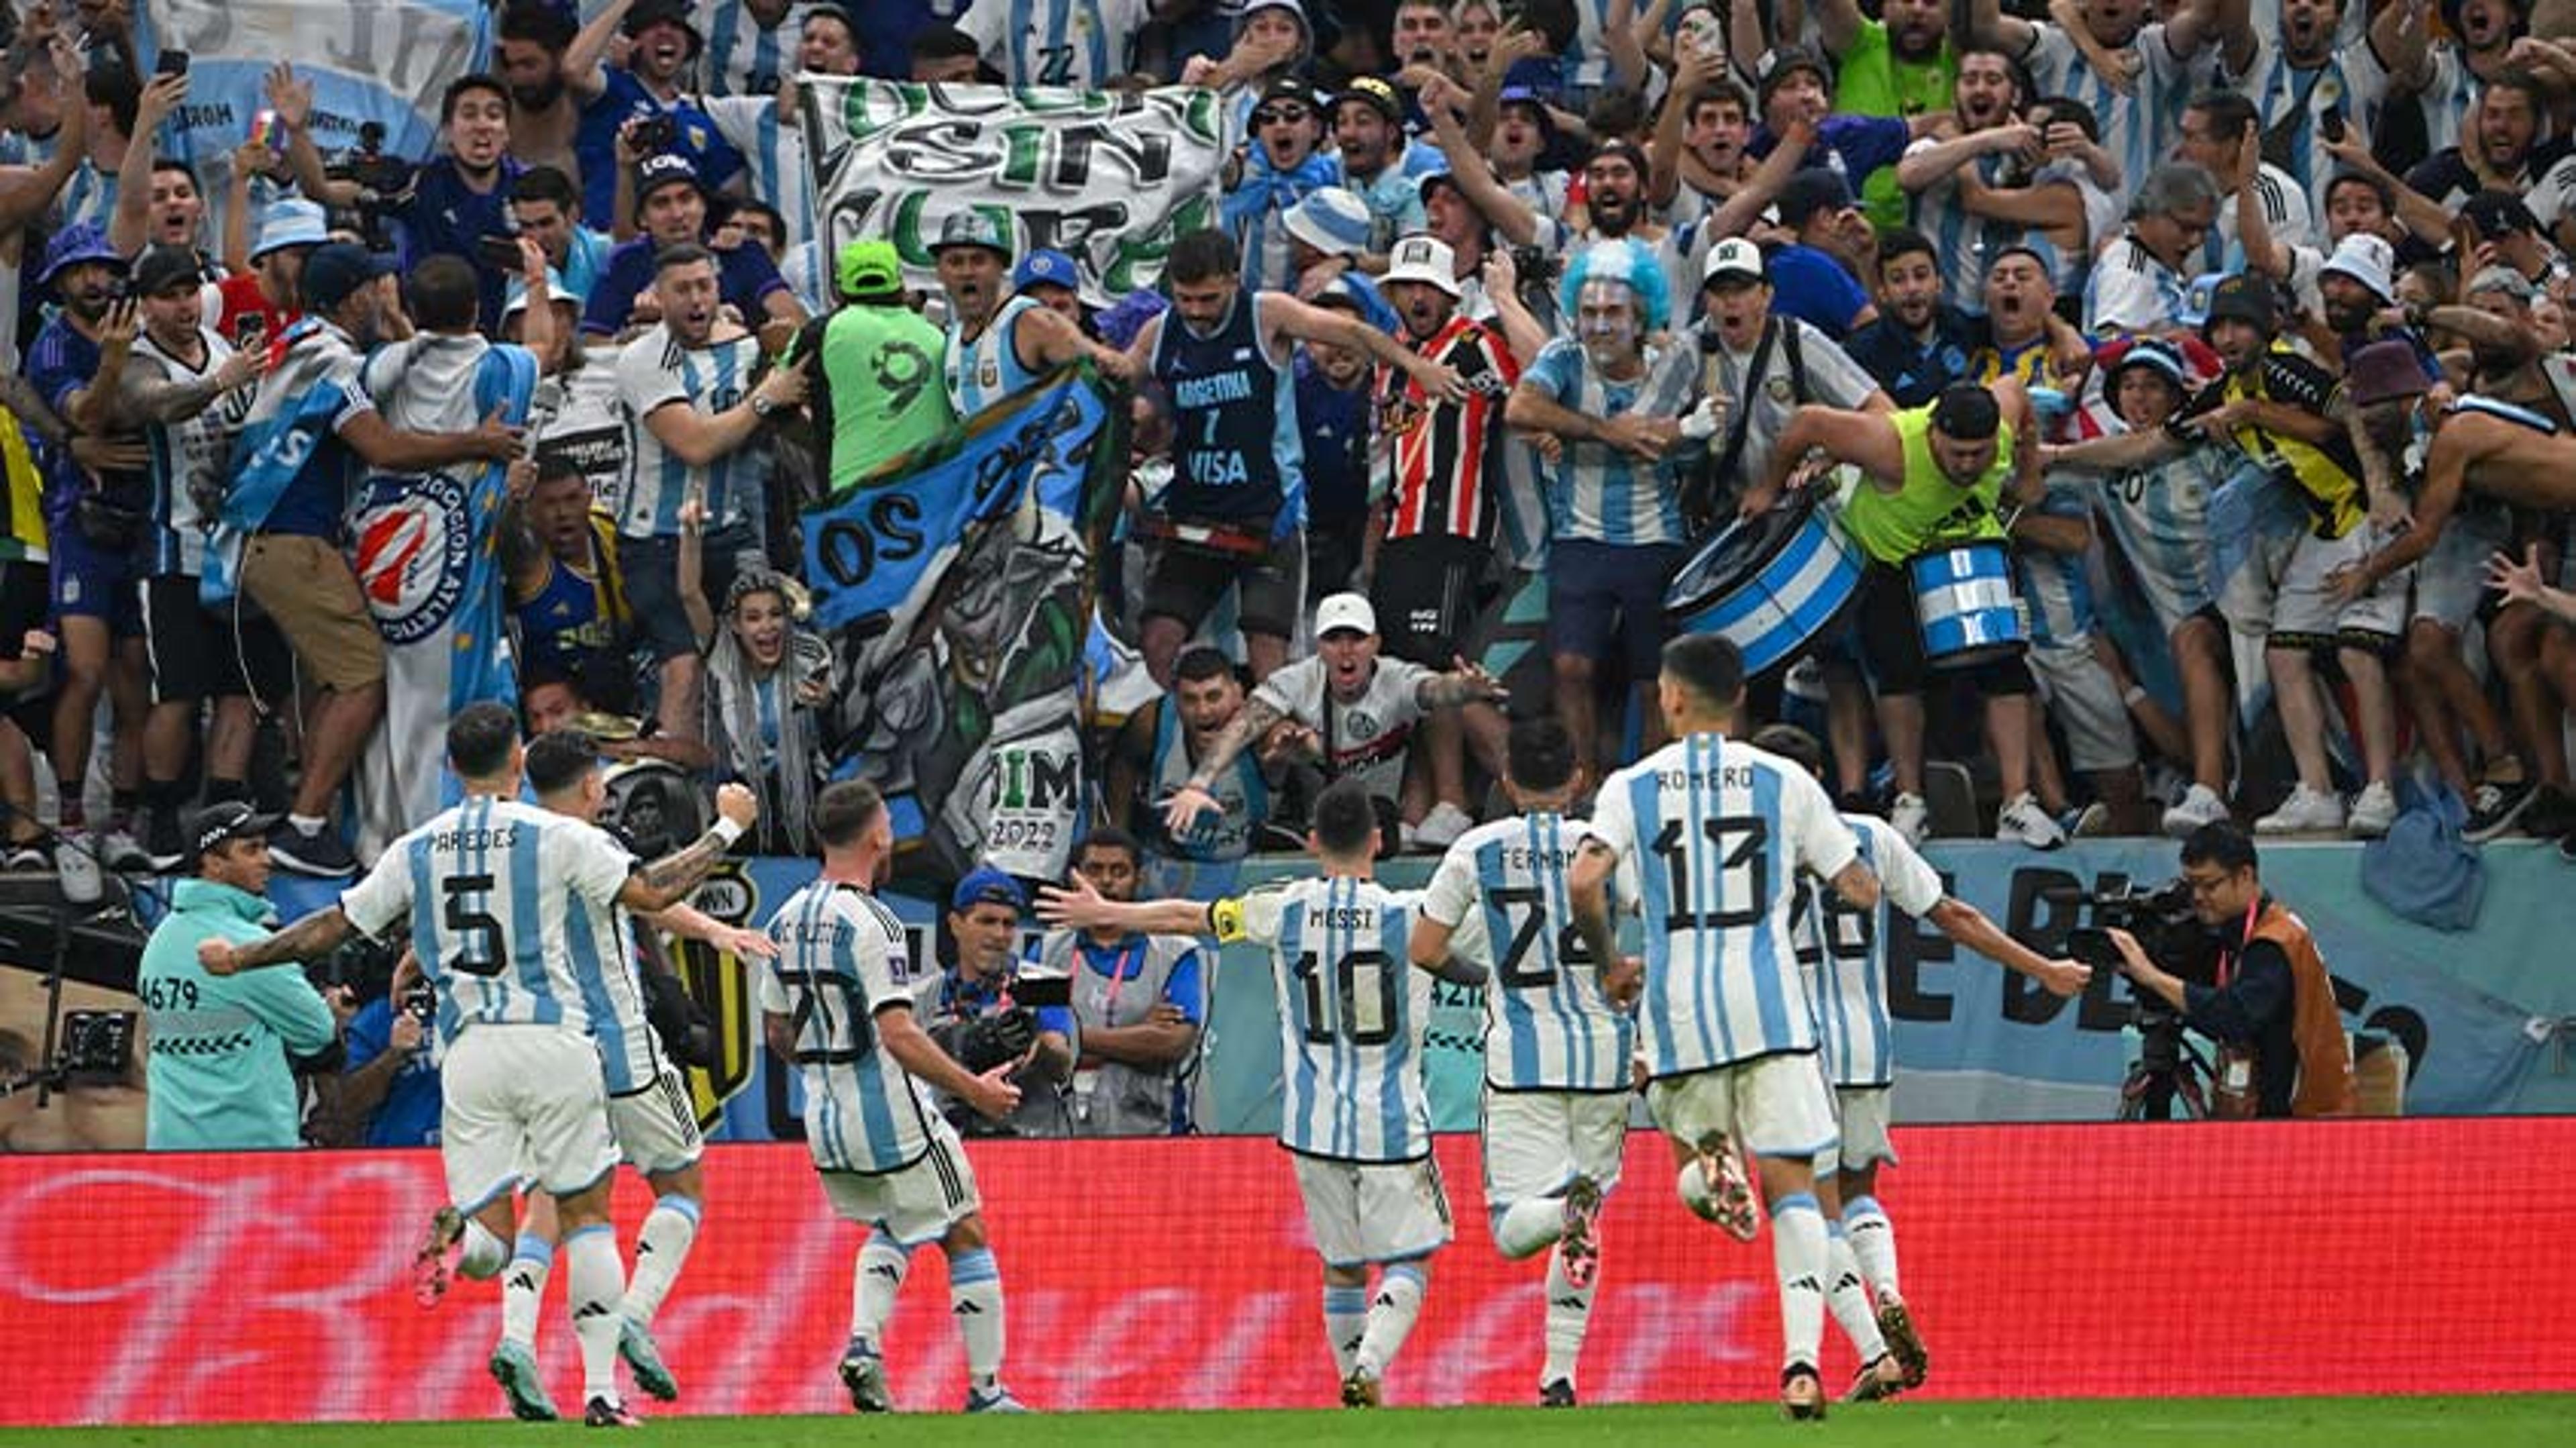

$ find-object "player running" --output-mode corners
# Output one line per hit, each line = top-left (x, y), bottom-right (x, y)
(480, 729), (782, 1420)
(1408, 718), (1637, 1408)
(199, 703), (753, 1427)
(1566, 635), (1878, 1420)
(1038, 780), (1490, 1408)
(1754, 723), (2092, 1402)
(761, 780), (1030, 1415)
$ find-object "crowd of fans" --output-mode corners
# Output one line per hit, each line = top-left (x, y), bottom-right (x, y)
(4, 0), (2575, 982)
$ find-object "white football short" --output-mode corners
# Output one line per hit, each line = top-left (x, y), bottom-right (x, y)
(609, 1063), (706, 1178)
(1479, 1087), (1629, 1210)
(818, 1111), (982, 1248)
(2029, 639), (2137, 773)
(1291, 1151), (1454, 1269)
(1645, 1051), (1839, 1161)
(441, 1024), (619, 1211)
(1816, 1084), (1899, 1174)
(2270, 527), (2405, 645)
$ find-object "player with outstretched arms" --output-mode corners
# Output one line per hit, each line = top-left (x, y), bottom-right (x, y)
(1408, 717), (1638, 1408)
(1754, 722), (2092, 1402)
(1039, 780), (1491, 1408)
(1566, 634), (1879, 1420)
(198, 703), (756, 1428)
(760, 780), (1030, 1416)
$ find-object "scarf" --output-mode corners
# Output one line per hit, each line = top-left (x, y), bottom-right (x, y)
(704, 627), (833, 854)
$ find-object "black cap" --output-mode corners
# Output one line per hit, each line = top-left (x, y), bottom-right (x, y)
(131, 244), (204, 298)
(1756, 45), (1832, 109)
(1777, 168), (1856, 228)
(2202, 272), (2279, 336)
(2463, 189), (2540, 238)
(187, 801), (281, 869)
(1929, 382), (2001, 440)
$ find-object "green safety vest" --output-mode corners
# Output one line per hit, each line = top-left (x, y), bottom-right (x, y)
(1838, 401), (2014, 564)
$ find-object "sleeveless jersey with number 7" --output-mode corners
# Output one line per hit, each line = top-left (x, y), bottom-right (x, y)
(1214, 876), (1430, 1163)
(1588, 734), (1860, 1078)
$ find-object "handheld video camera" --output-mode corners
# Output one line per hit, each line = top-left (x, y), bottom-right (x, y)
(2065, 877), (2218, 1067)
(325, 121), (418, 252)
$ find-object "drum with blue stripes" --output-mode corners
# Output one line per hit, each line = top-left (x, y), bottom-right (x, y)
(1907, 541), (2027, 668)
(1662, 488), (1864, 675)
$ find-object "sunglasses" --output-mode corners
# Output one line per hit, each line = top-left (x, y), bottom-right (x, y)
(1253, 107), (1311, 127)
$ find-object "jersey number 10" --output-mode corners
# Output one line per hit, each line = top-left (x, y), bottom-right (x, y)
(1293, 948), (1399, 1047)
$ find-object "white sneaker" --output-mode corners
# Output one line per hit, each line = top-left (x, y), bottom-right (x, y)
(1410, 802), (1473, 850)
(55, 829), (102, 905)
(2347, 780), (2400, 838)
(1887, 792), (1929, 843)
(2256, 784), (2346, 835)
(1996, 792), (2068, 849)
(99, 828), (152, 872)
(2161, 784), (2231, 837)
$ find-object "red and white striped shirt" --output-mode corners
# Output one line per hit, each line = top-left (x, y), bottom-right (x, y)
(1375, 315), (1519, 544)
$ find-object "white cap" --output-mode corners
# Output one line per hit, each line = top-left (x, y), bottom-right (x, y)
(1381, 233), (1461, 298)
(1702, 236), (1766, 287)
(502, 267), (574, 318)
(1283, 188), (1373, 258)
(1315, 592), (1377, 637)
(2318, 232), (2396, 304)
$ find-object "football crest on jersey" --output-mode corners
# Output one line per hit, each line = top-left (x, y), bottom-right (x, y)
(352, 469), (476, 645)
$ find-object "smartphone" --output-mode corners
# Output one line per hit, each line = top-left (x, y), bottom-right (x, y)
(155, 49), (189, 78)
(2319, 107), (2347, 143)
(476, 234), (527, 272)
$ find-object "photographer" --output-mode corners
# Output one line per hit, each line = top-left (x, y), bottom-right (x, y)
(916, 868), (1075, 1138)
(138, 803), (345, 1149)
(330, 949), (439, 1147)
(2108, 823), (2358, 1119)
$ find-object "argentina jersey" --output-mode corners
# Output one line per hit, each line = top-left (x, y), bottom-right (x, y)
(1519, 336), (1697, 546)
(2096, 444), (2227, 625)
(2012, 484), (2099, 649)
(962, 0), (1149, 87)
(708, 95), (817, 252)
(1911, 150), (2018, 315)
(946, 295), (1048, 417)
(2235, 30), (2392, 212)
(612, 323), (769, 540)
(1151, 290), (1302, 527)
(1421, 813), (1633, 1094)
(1796, 815), (1947, 1089)
(2024, 22), (2191, 209)
(1589, 734), (1858, 1078)
(702, 0), (791, 95)
(339, 797), (640, 1048)
(1217, 876), (1432, 1163)
(761, 878), (941, 1175)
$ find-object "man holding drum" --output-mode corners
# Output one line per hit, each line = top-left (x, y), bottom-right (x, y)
(1740, 380), (2066, 848)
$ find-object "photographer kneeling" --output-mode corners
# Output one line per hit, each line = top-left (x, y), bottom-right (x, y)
(2109, 823), (2357, 1119)
(917, 870), (1075, 1138)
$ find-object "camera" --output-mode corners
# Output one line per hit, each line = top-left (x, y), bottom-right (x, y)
(629, 113), (680, 156)
(1507, 244), (1561, 293)
(476, 233), (528, 274)
(156, 50), (190, 78)
(325, 121), (418, 253)
(402, 984), (436, 1027)
(2063, 878), (2222, 1116)
(58, 1010), (134, 1078)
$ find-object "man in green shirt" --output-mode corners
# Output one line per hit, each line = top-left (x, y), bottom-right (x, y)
(801, 240), (956, 493)
(138, 803), (341, 1149)
(1815, 0), (1962, 231)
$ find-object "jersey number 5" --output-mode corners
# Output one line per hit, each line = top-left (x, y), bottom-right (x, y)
(442, 875), (510, 977)
(1294, 948), (1399, 1046)
(1648, 815), (1770, 930)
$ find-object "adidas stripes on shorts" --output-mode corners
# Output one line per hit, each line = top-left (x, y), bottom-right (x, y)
(818, 1111), (982, 1249)
(1291, 1151), (1454, 1269)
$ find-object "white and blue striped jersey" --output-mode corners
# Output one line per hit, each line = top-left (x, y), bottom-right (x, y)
(1520, 335), (1700, 547)
(1589, 733), (1858, 1078)
(2091, 433), (2229, 626)
(2021, 22), (2194, 209)
(1419, 813), (1635, 1094)
(945, 295), (1048, 417)
(961, 0), (1150, 88)
(699, 1), (794, 97)
(2200, 162), (2316, 277)
(759, 878), (942, 1175)
(340, 797), (643, 1051)
(2084, 233), (2188, 338)
(707, 94), (816, 252)
(2012, 483), (2098, 648)
(2229, 30), (2393, 215)
(612, 321), (769, 540)
(1904, 147), (2022, 317)
(2414, 44), (2482, 162)
(1794, 814), (1945, 1088)
(1216, 876), (1433, 1163)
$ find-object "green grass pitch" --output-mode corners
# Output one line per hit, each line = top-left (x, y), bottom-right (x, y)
(3, 1397), (2568, 1447)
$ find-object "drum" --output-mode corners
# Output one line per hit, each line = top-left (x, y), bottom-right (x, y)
(1907, 541), (2027, 668)
(1662, 488), (1864, 675)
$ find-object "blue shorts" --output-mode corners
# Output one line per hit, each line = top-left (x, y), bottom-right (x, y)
(1548, 539), (1684, 676)
(48, 521), (142, 637)
(619, 523), (763, 663)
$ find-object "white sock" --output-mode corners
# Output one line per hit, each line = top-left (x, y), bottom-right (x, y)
(621, 1194), (700, 1328)
(1355, 1261), (1428, 1380)
(287, 812), (325, 834)
(1492, 1198), (1563, 1259)
(1540, 1243), (1596, 1390)
(564, 1224), (627, 1406)
(1769, 1192), (1828, 1375)
(1825, 1227), (1888, 1362)
(500, 1232), (553, 1348)
(461, 1220), (509, 1280)
(1322, 1284), (1368, 1378)
(849, 1229), (910, 1347)
(947, 1247), (1006, 1393)
(1844, 1196), (1902, 1302)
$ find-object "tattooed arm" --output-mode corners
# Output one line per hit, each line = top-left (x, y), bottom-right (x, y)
(198, 907), (359, 976)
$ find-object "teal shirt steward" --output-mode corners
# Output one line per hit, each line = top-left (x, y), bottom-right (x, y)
(140, 878), (336, 1150)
